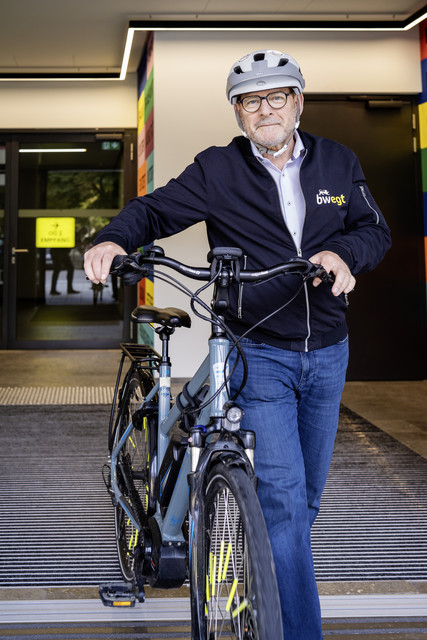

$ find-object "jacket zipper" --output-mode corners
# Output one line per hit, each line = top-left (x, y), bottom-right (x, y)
(237, 254), (247, 319)
(261, 147), (311, 351)
(297, 153), (310, 352)
(360, 185), (379, 223)
(297, 247), (311, 352)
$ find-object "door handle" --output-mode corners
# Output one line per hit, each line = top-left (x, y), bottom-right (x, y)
(11, 247), (29, 264)
(12, 247), (29, 254)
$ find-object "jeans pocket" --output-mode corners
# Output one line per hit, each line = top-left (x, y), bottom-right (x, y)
(236, 336), (265, 349)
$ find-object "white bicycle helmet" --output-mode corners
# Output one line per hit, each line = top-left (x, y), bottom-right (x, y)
(226, 50), (305, 104)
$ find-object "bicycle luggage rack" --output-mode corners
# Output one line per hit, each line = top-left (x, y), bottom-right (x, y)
(109, 343), (161, 443)
(120, 342), (161, 370)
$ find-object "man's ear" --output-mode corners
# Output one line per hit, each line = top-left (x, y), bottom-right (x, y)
(298, 93), (304, 116)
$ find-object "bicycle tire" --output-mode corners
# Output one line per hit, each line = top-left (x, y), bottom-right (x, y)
(109, 367), (131, 453)
(113, 369), (156, 583)
(192, 462), (283, 639)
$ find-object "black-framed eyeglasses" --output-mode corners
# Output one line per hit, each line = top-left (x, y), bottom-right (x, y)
(237, 91), (292, 113)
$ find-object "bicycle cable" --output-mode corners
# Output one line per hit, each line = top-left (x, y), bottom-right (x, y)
(225, 276), (307, 401)
(149, 267), (248, 415)
(125, 258), (321, 413)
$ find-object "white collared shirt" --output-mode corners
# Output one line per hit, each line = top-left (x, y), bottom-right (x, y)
(251, 132), (306, 251)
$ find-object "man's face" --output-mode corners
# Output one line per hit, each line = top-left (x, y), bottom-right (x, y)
(236, 87), (304, 151)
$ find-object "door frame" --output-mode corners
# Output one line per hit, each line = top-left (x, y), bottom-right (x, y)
(1, 129), (137, 349)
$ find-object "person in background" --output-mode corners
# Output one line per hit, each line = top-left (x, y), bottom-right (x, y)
(50, 247), (79, 295)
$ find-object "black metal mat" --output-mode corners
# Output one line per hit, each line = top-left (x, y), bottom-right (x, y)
(312, 406), (427, 581)
(0, 404), (426, 587)
(0, 405), (122, 587)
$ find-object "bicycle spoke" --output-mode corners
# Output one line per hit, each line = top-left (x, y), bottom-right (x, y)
(206, 485), (256, 638)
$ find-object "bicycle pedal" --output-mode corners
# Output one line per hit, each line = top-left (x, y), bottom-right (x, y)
(99, 582), (145, 607)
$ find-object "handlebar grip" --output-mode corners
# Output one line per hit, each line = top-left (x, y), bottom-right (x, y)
(110, 254), (149, 285)
(110, 254), (128, 273)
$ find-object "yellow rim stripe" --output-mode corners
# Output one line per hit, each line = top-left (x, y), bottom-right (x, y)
(206, 574), (210, 603)
(222, 543), (232, 581)
(226, 578), (238, 612)
(232, 598), (248, 618)
(218, 540), (225, 584)
(211, 555), (217, 596)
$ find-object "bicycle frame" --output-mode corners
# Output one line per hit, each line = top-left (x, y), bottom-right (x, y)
(110, 333), (232, 544)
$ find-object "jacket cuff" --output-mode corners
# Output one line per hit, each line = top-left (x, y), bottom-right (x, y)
(320, 244), (354, 271)
(93, 233), (129, 252)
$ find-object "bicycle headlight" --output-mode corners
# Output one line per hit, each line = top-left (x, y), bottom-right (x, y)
(223, 402), (244, 432)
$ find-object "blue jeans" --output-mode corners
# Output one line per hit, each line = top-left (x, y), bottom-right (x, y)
(229, 336), (349, 640)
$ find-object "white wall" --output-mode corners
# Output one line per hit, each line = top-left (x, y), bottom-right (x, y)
(0, 75), (137, 129)
(152, 29), (421, 376)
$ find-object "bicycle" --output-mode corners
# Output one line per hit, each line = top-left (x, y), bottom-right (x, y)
(99, 245), (332, 639)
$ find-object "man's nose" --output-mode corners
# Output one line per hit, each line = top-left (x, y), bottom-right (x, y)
(258, 97), (273, 114)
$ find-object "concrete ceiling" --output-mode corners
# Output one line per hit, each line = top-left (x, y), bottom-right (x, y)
(1, 0), (426, 78)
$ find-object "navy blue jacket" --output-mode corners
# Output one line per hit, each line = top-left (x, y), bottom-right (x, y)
(95, 132), (391, 351)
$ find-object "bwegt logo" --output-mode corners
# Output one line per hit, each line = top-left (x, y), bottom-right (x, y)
(316, 189), (346, 206)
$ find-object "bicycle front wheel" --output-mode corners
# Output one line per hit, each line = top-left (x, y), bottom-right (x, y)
(113, 369), (156, 583)
(192, 462), (283, 639)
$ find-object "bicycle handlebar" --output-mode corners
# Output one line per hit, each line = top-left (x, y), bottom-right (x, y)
(110, 245), (334, 286)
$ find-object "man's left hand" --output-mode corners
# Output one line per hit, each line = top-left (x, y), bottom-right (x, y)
(309, 250), (356, 297)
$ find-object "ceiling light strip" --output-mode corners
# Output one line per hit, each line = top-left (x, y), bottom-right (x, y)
(19, 148), (87, 153)
(1, 6), (426, 82)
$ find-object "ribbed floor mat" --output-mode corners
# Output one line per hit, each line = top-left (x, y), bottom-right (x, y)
(0, 405), (122, 587)
(0, 404), (426, 587)
(312, 407), (427, 581)
(0, 386), (114, 405)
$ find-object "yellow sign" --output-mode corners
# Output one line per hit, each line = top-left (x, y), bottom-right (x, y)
(36, 217), (75, 248)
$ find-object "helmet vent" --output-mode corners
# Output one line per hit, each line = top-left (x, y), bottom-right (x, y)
(253, 53), (265, 62)
(233, 65), (243, 74)
(278, 58), (289, 67)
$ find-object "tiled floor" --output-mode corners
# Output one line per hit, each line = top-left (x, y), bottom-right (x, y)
(342, 380), (427, 459)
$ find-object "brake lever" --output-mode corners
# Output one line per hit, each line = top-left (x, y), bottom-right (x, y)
(310, 264), (335, 284)
(110, 254), (127, 276)
(110, 254), (149, 285)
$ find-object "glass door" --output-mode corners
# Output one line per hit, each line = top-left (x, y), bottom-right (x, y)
(0, 143), (5, 347)
(5, 132), (136, 348)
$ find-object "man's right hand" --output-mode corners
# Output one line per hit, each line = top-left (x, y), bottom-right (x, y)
(84, 241), (127, 284)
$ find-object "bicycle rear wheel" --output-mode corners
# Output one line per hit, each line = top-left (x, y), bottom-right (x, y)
(113, 369), (156, 583)
(192, 462), (283, 639)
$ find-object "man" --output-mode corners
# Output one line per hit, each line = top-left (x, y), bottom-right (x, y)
(85, 50), (391, 639)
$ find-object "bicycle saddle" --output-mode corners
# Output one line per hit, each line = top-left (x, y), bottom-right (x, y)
(131, 305), (191, 328)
